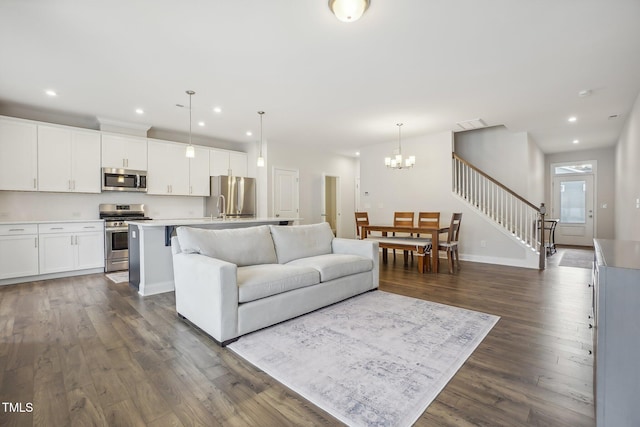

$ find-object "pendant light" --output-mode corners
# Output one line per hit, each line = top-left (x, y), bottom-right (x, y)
(329, 0), (370, 22)
(185, 90), (195, 158)
(384, 123), (415, 169)
(256, 111), (265, 167)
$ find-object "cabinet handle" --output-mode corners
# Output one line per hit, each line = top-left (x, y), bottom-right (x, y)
(50, 227), (64, 230)
(83, 226), (95, 229)
(9, 228), (25, 232)
(72, 180), (76, 190)
(71, 236), (74, 245)
(33, 178), (37, 189)
(190, 185), (193, 194)
(35, 237), (38, 248)
(69, 180), (72, 190)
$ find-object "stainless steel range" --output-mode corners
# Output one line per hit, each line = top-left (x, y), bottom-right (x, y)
(99, 203), (151, 272)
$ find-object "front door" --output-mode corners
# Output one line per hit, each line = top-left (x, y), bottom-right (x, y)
(552, 174), (595, 246)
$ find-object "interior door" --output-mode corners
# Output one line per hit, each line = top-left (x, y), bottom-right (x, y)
(273, 167), (299, 219)
(552, 174), (594, 246)
(321, 174), (341, 236)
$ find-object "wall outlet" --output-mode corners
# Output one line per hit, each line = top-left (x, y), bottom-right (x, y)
(480, 240), (487, 247)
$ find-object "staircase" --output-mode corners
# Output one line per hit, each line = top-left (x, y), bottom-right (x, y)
(452, 153), (546, 269)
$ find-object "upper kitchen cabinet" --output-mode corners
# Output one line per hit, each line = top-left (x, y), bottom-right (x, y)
(147, 139), (190, 195)
(37, 125), (101, 193)
(189, 146), (210, 196)
(0, 117), (38, 191)
(101, 133), (147, 170)
(210, 148), (248, 177)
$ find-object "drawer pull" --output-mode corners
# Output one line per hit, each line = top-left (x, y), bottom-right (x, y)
(50, 227), (64, 230)
(9, 228), (25, 232)
(83, 226), (96, 229)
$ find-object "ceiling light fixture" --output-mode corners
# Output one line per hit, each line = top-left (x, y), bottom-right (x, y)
(213, 107), (222, 114)
(329, 0), (370, 22)
(185, 90), (195, 158)
(568, 116), (577, 122)
(45, 89), (57, 97)
(135, 108), (144, 115)
(257, 111), (265, 167)
(385, 123), (415, 169)
(573, 139), (580, 144)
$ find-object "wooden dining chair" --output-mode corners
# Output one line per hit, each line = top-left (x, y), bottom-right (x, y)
(416, 212), (440, 268)
(438, 212), (463, 273)
(393, 212), (415, 261)
(354, 212), (369, 239)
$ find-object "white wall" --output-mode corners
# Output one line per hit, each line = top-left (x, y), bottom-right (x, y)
(615, 91), (640, 240)
(267, 143), (358, 238)
(455, 126), (538, 199)
(359, 131), (538, 268)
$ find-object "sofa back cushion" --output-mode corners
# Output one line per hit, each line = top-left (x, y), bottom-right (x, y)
(269, 222), (334, 264)
(176, 225), (277, 267)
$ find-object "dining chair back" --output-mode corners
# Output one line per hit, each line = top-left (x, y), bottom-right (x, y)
(417, 212), (440, 228)
(438, 212), (463, 273)
(354, 212), (369, 239)
(393, 212), (415, 261)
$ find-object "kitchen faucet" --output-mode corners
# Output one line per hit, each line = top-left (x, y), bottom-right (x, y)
(217, 194), (226, 220)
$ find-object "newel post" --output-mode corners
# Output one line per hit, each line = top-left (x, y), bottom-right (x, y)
(539, 203), (546, 270)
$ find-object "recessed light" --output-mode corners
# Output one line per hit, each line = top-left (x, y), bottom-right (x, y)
(198, 121), (205, 127)
(355, 152), (360, 156)
(45, 90), (57, 97)
(135, 108), (144, 115)
(578, 89), (591, 97)
(213, 107), (222, 114)
(568, 116), (577, 122)
(246, 131), (253, 136)
(573, 139), (579, 144)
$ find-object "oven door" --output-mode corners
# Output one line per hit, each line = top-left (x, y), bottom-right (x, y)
(105, 227), (129, 271)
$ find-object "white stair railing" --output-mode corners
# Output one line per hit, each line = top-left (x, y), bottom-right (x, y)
(452, 153), (545, 266)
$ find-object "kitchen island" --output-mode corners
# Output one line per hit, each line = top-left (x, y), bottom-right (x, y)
(127, 217), (298, 296)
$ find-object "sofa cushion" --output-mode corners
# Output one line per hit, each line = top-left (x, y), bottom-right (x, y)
(176, 225), (277, 267)
(237, 264), (320, 303)
(269, 222), (334, 264)
(287, 253), (373, 282)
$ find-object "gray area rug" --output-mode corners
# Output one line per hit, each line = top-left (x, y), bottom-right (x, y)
(558, 249), (594, 269)
(228, 290), (499, 427)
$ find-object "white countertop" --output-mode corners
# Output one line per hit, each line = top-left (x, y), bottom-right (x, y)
(0, 219), (105, 225)
(127, 217), (300, 227)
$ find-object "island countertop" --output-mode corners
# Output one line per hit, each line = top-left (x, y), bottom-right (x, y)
(127, 217), (300, 228)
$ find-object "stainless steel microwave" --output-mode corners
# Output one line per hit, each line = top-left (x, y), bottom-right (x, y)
(102, 168), (147, 192)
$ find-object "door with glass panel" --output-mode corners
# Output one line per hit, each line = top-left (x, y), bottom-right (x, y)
(552, 171), (594, 246)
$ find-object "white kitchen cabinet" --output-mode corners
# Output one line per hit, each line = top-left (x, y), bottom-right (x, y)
(210, 148), (248, 177)
(101, 133), (147, 170)
(593, 239), (640, 427)
(38, 222), (104, 274)
(0, 224), (39, 280)
(0, 117), (38, 191)
(37, 125), (101, 193)
(147, 139), (190, 195)
(189, 146), (211, 196)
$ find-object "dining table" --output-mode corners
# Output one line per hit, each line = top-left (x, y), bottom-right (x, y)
(360, 224), (450, 273)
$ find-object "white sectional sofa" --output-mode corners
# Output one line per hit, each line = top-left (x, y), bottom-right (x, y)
(171, 222), (379, 345)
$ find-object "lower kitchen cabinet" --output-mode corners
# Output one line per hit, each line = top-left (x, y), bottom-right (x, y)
(0, 224), (39, 279)
(38, 222), (104, 274)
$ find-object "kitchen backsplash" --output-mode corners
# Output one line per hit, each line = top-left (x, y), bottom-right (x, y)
(0, 191), (205, 222)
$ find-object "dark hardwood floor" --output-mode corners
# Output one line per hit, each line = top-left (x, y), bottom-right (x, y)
(0, 248), (595, 426)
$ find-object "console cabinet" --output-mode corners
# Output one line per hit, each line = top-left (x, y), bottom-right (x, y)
(593, 239), (640, 427)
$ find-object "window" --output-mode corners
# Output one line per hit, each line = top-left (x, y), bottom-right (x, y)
(554, 164), (593, 175)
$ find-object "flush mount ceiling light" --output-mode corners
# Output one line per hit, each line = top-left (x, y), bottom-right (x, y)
(385, 123), (415, 169)
(257, 111), (265, 167)
(329, 0), (370, 22)
(185, 90), (195, 158)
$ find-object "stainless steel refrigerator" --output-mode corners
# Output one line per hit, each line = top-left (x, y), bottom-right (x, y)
(206, 176), (256, 218)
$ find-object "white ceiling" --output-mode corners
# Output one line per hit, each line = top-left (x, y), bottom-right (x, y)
(1, 0), (639, 156)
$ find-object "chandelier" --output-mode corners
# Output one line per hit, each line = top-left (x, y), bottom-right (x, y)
(385, 123), (415, 169)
